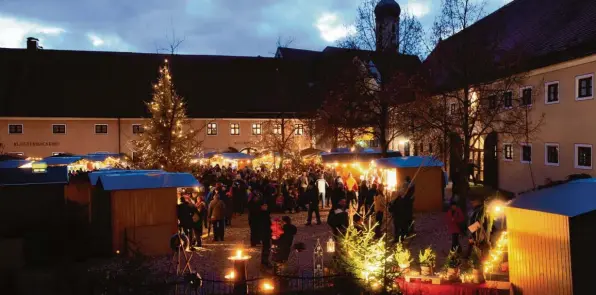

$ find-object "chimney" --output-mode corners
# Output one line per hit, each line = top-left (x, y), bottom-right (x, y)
(26, 37), (41, 50)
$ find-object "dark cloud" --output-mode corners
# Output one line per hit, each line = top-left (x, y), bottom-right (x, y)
(0, 0), (507, 56)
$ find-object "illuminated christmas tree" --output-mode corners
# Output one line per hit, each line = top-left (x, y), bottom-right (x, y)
(131, 59), (200, 172)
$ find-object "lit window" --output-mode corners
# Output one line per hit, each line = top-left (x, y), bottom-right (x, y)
(545, 82), (559, 104)
(273, 124), (282, 135)
(503, 144), (513, 161)
(52, 124), (66, 134)
(95, 124), (108, 134)
(295, 124), (304, 135)
(252, 123), (262, 135)
(132, 124), (144, 134)
(404, 142), (410, 156)
(577, 74), (594, 100)
(8, 124), (23, 134)
(575, 144), (592, 169)
(230, 123), (240, 135)
(207, 123), (217, 135)
(521, 143), (532, 163)
(545, 143), (559, 166)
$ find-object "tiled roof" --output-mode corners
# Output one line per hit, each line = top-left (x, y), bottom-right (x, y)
(424, 0), (596, 90)
(0, 48), (318, 118)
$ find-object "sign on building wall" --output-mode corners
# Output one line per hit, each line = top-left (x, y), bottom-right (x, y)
(13, 141), (60, 147)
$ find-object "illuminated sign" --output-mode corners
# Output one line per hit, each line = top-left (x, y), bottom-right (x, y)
(14, 142), (60, 147)
(32, 161), (48, 173)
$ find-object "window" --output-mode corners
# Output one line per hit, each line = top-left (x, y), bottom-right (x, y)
(521, 87), (532, 106)
(503, 144), (513, 161)
(419, 142), (424, 154)
(450, 103), (457, 115)
(575, 144), (592, 169)
(576, 74), (593, 100)
(503, 91), (513, 108)
(132, 124), (144, 134)
(230, 123), (240, 135)
(273, 124), (282, 135)
(52, 124), (66, 134)
(8, 152), (24, 156)
(252, 123), (262, 135)
(545, 143), (559, 166)
(132, 151), (138, 160)
(295, 124), (304, 135)
(521, 143), (532, 163)
(488, 95), (497, 109)
(404, 142), (410, 156)
(369, 139), (379, 148)
(207, 123), (217, 135)
(51, 152), (64, 156)
(545, 82), (559, 104)
(95, 124), (108, 134)
(428, 143), (433, 154)
(8, 124), (23, 134)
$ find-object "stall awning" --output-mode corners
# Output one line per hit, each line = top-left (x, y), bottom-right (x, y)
(219, 153), (254, 160)
(509, 178), (596, 217)
(0, 166), (69, 186)
(41, 156), (84, 166)
(0, 159), (31, 169)
(374, 156), (444, 169)
(88, 169), (162, 185)
(97, 172), (200, 191)
(84, 153), (122, 162)
(321, 150), (402, 163)
(300, 148), (325, 157)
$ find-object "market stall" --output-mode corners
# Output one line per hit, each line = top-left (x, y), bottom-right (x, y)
(506, 178), (596, 295)
(299, 147), (325, 164)
(90, 171), (199, 256)
(19, 153), (129, 173)
(374, 156), (444, 212)
(207, 152), (254, 169)
(321, 149), (402, 180)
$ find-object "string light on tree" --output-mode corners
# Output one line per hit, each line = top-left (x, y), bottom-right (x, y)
(131, 59), (201, 172)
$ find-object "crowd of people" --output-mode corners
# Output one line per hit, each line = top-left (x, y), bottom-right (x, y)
(175, 163), (422, 268)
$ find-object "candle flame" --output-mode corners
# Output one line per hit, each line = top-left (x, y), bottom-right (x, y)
(236, 250), (242, 258)
(225, 270), (235, 280)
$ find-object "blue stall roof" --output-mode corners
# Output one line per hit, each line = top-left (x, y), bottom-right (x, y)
(510, 178), (596, 217)
(88, 169), (162, 185)
(97, 172), (200, 191)
(84, 153), (122, 162)
(374, 156), (444, 169)
(221, 152), (254, 160)
(0, 159), (31, 169)
(0, 166), (69, 186)
(41, 156), (83, 166)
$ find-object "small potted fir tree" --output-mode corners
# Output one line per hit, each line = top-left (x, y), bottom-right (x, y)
(395, 242), (413, 272)
(418, 246), (436, 276)
(468, 246), (485, 283)
(443, 248), (462, 280)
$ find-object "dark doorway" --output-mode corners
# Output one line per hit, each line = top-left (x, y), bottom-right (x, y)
(483, 132), (499, 189)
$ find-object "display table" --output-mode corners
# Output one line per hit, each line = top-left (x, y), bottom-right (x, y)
(397, 278), (510, 295)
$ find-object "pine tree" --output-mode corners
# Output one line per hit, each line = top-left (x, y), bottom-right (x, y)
(132, 59), (200, 172)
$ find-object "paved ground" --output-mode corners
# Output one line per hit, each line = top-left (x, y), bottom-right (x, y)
(89, 207), (455, 281)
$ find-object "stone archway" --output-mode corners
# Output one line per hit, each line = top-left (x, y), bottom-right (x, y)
(483, 132), (499, 189)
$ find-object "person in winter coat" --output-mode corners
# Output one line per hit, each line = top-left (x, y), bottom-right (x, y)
(365, 183), (377, 217)
(446, 200), (465, 252)
(357, 178), (369, 214)
(305, 184), (321, 225)
(259, 201), (273, 267)
(373, 185), (386, 239)
(248, 189), (263, 246)
(331, 183), (347, 210)
(193, 196), (207, 247)
(272, 216), (297, 263)
(177, 197), (195, 242)
(316, 174), (329, 208)
(327, 199), (349, 237)
(208, 194), (226, 242)
(345, 173), (358, 208)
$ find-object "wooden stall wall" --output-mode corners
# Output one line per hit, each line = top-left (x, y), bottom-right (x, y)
(507, 207), (573, 295)
(111, 188), (177, 256)
(395, 167), (443, 212)
(569, 211), (596, 294)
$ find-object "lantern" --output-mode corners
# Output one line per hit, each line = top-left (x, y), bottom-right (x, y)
(326, 237), (335, 253)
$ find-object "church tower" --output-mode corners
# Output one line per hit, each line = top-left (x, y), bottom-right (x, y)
(374, 0), (401, 53)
